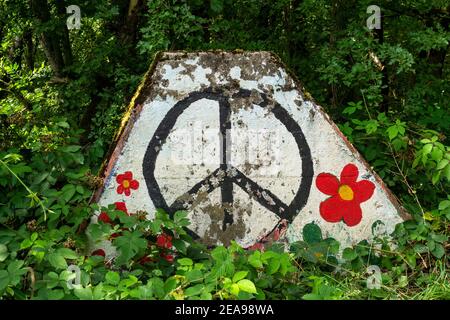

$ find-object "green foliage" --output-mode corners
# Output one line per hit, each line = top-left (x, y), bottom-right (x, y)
(0, 0), (448, 300)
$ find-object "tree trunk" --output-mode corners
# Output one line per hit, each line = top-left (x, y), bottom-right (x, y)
(54, 0), (73, 67)
(30, 0), (65, 77)
(8, 36), (24, 67)
(374, 10), (389, 113)
(119, 0), (143, 46)
(24, 29), (34, 70)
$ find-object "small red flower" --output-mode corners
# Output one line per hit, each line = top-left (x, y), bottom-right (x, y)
(315, 163), (375, 227)
(156, 234), (173, 249)
(98, 211), (112, 224)
(91, 249), (106, 257)
(114, 201), (129, 214)
(116, 171), (139, 196)
(161, 253), (174, 263)
(98, 202), (129, 224)
(98, 202), (131, 239)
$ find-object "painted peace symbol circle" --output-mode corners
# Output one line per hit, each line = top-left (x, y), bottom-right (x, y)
(143, 88), (313, 241)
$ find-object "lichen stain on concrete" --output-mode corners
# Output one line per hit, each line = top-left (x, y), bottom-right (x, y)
(199, 200), (249, 247)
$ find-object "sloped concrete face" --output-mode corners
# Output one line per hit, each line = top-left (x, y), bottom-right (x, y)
(92, 51), (408, 253)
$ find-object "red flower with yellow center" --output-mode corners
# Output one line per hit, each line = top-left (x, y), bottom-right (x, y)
(315, 163), (375, 227)
(116, 171), (139, 196)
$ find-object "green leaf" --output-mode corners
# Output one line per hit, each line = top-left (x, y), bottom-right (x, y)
(164, 277), (178, 293)
(61, 145), (81, 153)
(230, 283), (240, 296)
(431, 243), (445, 259)
(412, 156), (421, 168)
(343, 106), (356, 115)
(174, 210), (188, 222)
(48, 253), (68, 269)
(61, 184), (76, 202)
(413, 244), (428, 254)
(248, 251), (263, 269)
(185, 284), (204, 297)
(7, 260), (27, 285)
(76, 185), (85, 194)
(211, 246), (228, 262)
(210, 0), (224, 13)
(172, 239), (187, 254)
(114, 230), (148, 265)
(0, 270), (10, 290)
(423, 144), (433, 155)
(93, 284), (104, 300)
(74, 287), (93, 300)
(398, 276), (408, 288)
(57, 121), (70, 128)
(45, 272), (59, 289)
(431, 234), (447, 243)
(47, 289), (64, 300)
(365, 120), (378, 134)
(237, 279), (257, 294)
(432, 171), (441, 185)
(278, 253), (293, 276)
(57, 248), (78, 259)
(185, 269), (203, 282)
(342, 248), (358, 261)
(427, 240), (435, 251)
(261, 251), (278, 262)
(438, 200), (450, 211)
(444, 163), (450, 181)
(72, 153), (84, 164)
(20, 239), (33, 250)
(436, 159), (449, 170)
(303, 223), (322, 244)
(105, 271), (120, 285)
(7, 260), (26, 275)
(431, 149), (443, 162)
(267, 258), (281, 274)
(386, 126), (398, 140)
(232, 271), (248, 283)
(177, 258), (193, 266)
(0, 244), (8, 262)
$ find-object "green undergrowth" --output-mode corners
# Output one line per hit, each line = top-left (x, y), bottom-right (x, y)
(0, 176), (448, 299)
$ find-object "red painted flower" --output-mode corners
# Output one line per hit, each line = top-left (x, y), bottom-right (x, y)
(116, 171), (139, 196)
(156, 234), (173, 249)
(315, 163), (375, 227)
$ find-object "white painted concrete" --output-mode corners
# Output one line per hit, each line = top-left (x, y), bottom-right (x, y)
(92, 52), (405, 257)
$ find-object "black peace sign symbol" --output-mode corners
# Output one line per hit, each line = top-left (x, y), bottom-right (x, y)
(143, 87), (313, 240)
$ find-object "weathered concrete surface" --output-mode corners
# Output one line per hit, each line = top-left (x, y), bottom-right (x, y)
(91, 51), (409, 256)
